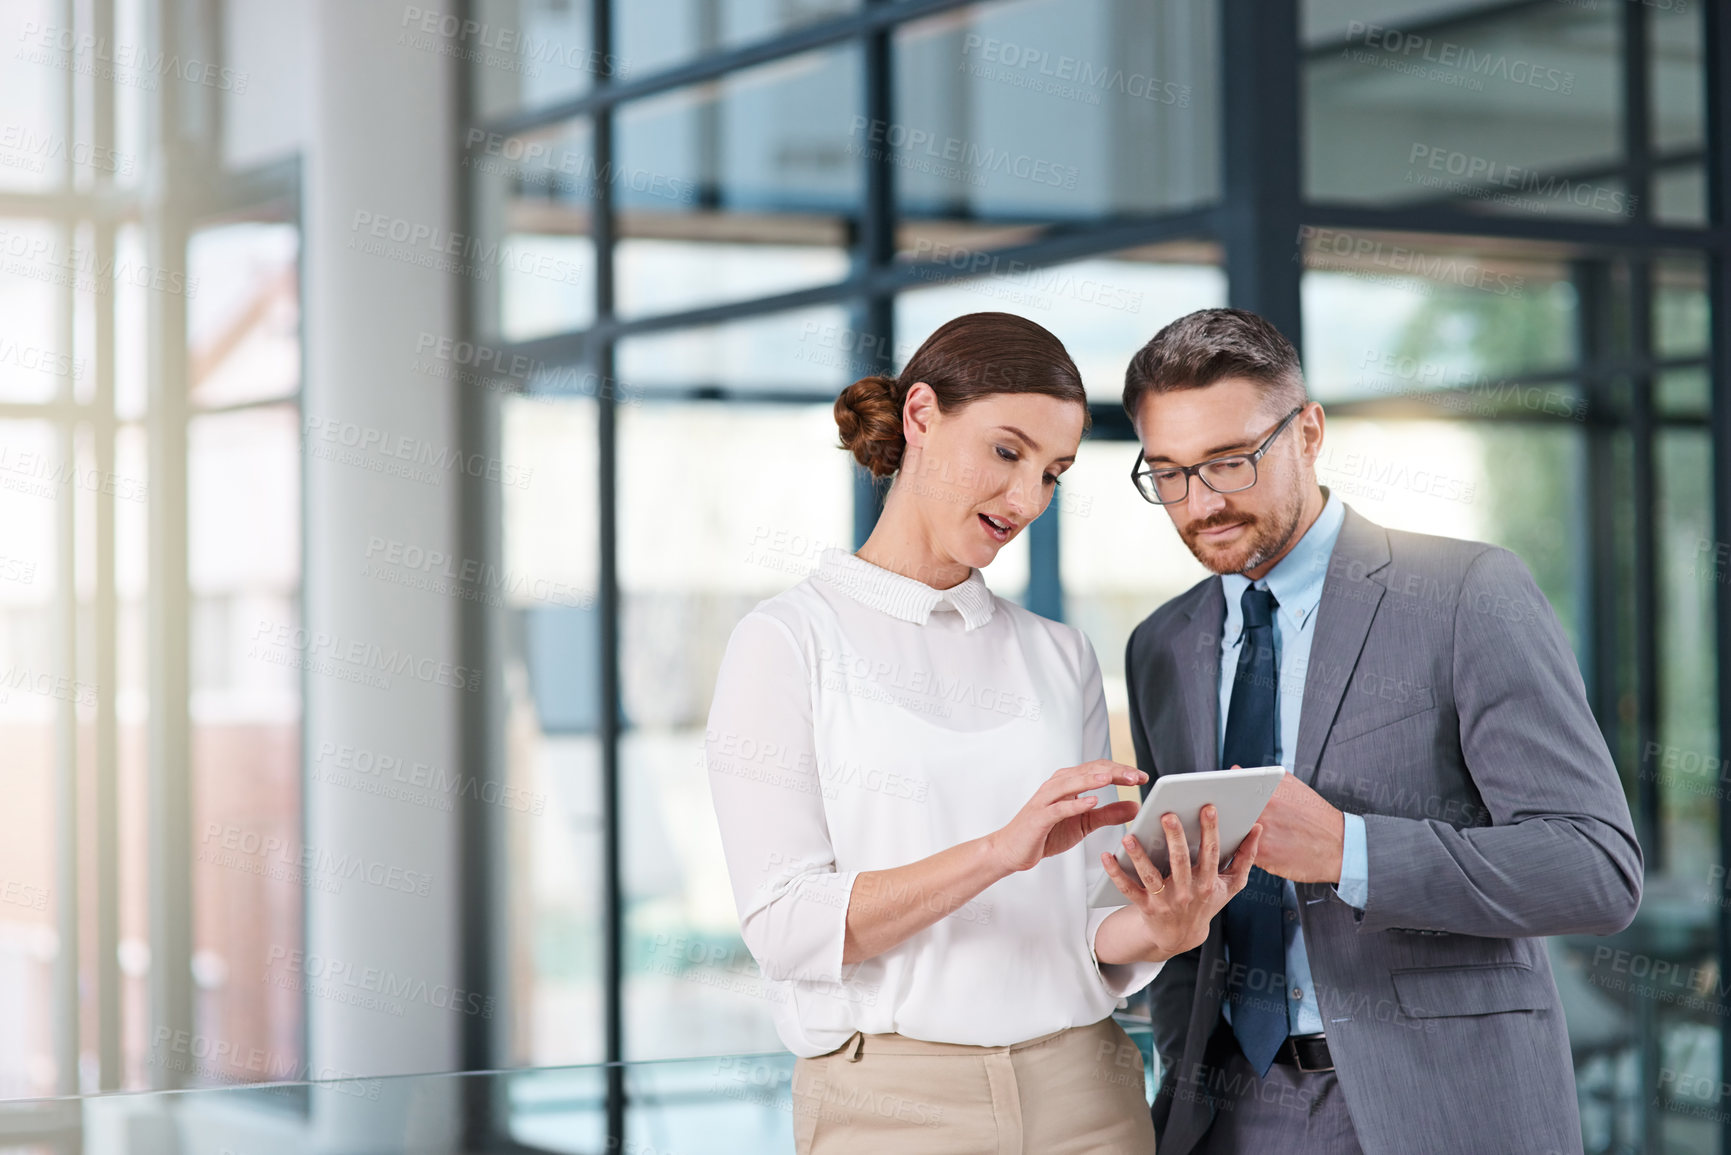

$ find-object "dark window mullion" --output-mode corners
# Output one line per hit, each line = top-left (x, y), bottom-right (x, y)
(1698, 2), (1731, 1149)
(592, 4), (625, 1154)
(853, 1), (895, 549)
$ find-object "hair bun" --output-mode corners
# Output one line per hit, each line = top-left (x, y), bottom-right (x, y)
(834, 374), (905, 478)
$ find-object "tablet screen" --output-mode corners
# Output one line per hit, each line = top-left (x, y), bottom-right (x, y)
(1088, 765), (1285, 908)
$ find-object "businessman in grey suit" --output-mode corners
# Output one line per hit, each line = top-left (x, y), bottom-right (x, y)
(1118, 308), (1643, 1154)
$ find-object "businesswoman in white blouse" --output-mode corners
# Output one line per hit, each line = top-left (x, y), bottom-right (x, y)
(706, 312), (1259, 1154)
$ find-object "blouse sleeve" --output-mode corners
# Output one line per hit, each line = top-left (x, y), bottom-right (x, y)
(1076, 630), (1165, 999)
(706, 610), (858, 984)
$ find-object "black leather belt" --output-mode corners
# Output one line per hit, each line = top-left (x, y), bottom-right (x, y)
(1271, 1033), (1334, 1073)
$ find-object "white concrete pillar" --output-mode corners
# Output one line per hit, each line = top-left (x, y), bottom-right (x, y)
(300, 1), (467, 1147)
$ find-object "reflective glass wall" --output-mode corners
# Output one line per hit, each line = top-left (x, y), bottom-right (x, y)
(467, 2), (1728, 1153)
(0, 0), (307, 1100)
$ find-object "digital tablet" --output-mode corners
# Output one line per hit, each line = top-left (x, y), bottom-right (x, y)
(1088, 765), (1286, 908)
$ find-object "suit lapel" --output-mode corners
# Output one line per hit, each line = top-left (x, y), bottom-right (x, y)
(1169, 578), (1224, 776)
(1294, 507), (1391, 786)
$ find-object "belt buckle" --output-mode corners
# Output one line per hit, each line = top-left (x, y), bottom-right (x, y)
(1289, 1034), (1333, 1074)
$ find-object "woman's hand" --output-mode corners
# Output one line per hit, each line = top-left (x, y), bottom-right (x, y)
(844, 760), (1144, 967)
(1101, 805), (1261, 961)
(985, 759), (1145, 875)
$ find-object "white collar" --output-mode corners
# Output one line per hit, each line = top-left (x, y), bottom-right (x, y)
(813, 548), (997, 631)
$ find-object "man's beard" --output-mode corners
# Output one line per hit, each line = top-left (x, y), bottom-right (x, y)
(1179, 491), (1306, 576)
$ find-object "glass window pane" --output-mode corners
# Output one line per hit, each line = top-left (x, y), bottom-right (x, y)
(1655, 369), (1707, 420)
(1317, 416), (1489, 529)
(1651, 2), (1704, 154)
(1648, 428), (1719, 1153)
(470, 0), (601, 121)
(72, 227), (97, 408)
(0, 220), (72, 404)
(0, 419), (62, 1098)
(1304, 2), (1625, 221)
(617, 307), (854, 397)
(895, 0), (1219, 249)
(188, 223), (301, 408)
(1301, 234), (1578, 405)
(2, 0), (70, 192)
(619, 402), (853, 1061)
(114, 0), (148, 190)
(473, 118), (598, 343)
(500, 393), (603, 1066)
(1656, 429), (1716, 877)
(1653, 164), (1707, 228)
(116, 225), (149, 421)
(615, 48), (859, 320)
(1323, 416), (1585, 667)
(116, 423), (151, 1090)
(1655, 257), (1708, 361)
(617, 233), (850, 323)
(187, 404), (303, 1088)
(615, 0), (858, 78)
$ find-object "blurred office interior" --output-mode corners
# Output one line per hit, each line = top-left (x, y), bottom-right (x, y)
(0, 0), (1726, 1151)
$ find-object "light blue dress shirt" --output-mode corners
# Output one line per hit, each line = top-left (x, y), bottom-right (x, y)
(1216, 492), (1368, 1037)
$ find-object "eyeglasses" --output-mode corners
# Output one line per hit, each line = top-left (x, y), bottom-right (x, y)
(1130, 406), (1303, 506)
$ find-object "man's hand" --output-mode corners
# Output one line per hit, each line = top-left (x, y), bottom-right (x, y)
(1244, 772), (1345, 883)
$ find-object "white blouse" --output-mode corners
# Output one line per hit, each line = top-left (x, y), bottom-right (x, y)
(705, 547), (1161, 1058)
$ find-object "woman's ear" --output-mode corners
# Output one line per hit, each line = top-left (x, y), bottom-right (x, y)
(902, 381), (939, 450)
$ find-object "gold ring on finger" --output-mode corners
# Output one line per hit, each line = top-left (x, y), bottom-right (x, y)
(1151, 878), (1166, 895)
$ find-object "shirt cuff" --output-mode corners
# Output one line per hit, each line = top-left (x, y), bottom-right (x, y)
(1087, 906), (1164, 1001)
(1333, 813), (1369, 910)
(742, 868), (861, 985)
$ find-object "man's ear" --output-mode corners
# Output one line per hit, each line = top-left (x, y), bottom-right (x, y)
(903, 381), (939, 449)
(1299, 400), (1325, 462)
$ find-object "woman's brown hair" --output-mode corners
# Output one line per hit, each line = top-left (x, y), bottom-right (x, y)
(834, 312), (1089, 478)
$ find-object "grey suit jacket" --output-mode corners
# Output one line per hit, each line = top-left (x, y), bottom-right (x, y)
(1126, 505), (1642, 1155)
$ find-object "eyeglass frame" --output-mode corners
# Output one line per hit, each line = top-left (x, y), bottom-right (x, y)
(1129, 406), (1304, 506)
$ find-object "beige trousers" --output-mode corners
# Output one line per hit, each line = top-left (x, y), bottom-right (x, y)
(790, 1018), (1156, 1155)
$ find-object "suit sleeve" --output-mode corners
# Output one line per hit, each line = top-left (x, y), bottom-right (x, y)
(1356, 546), (1643, 937)
(1125, 621), (1204, 1081)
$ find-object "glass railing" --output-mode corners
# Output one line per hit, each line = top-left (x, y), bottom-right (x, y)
(0, 1016), (1156, 1154)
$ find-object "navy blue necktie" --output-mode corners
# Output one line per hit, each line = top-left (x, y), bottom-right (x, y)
(1222, 584), (1288, 1077)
